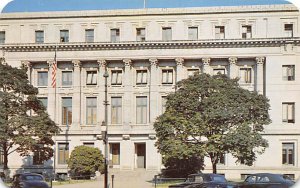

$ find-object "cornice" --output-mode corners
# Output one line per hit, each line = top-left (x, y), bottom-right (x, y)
(1, 38), (300, 52)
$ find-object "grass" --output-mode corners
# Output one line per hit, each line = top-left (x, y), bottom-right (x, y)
(49, 179), (96, 186)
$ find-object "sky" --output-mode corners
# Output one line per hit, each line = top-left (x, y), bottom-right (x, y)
(1, 0), (293, 13)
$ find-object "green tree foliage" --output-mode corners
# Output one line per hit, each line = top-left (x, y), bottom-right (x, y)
(67, 146), (104, 178)
(154, 73), (271, 174)
(0, 60), (60, 170)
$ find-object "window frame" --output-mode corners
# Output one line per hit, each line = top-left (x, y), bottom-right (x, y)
(111, 97), (122, 125)
(35, 30), (44, 43)
(162, 27), (172, 41)
(0, 31), (5, 44)
(85, 29), (94, 43)
(111, 28), (120, 42)
(60, 30), (69, 43)
(58, 143), (69, 164)
(282, 102), (295, 123)
(282, 65), (295, 81)
(111, 70), (123, 86)
(242, 25), (252, 39)
(239, 67), (252, 84)
(86, 70), (98, 85)
(62, 97), (72, 126)
(215, 26), (225, 39)
(136, 96), (148, 124)
(161, 69), (174, 84)
(37, 71), (48, 87)
(188, 27), (198, 40)
(282, 143), (295, 166)
(136, 28), (146, 41)
(136, 69), (148, 85)
(61, 71), (73, 86)
(284, 24), (293, 37)
(86, 97), (97, 125)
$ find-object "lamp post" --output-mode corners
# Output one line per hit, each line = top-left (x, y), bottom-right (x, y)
(103, 68), (109, 188)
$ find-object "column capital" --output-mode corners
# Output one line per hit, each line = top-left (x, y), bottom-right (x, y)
(228, 57), (238, 65)
(149, 58), (158, 67)
(21, 61), (31, 68)
(202, 57), (211, 66)
(47, 60), (56, 68)
(256, 57), (265, 65)
(175, 58), (184, 66)
(97, 59), (107, 67)
(0, 57), (6, 65)
(72, 60), (81, 68)
(123, 59), (132, 67)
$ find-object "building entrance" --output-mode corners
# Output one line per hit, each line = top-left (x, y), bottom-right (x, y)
(135, 143), (146, 168)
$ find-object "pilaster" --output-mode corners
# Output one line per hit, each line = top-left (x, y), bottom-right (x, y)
(202, 57), (211, 74)
(175, 57), (184, 82)
(97, 59), (107, 127)
(256, 57), (265, 95)
(123, 59), (132, 129)
(228, 57), (238, 79)
(149, 58), (159, 124)
(72, 60), (81, 127)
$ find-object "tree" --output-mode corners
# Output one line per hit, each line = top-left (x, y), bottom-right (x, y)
(0, 59), (60, 171)
(154, 73), (271, 174)
(67, 146), (104, 178)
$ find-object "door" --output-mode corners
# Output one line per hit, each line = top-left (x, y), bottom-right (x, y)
(135, 143), (146, 168)
(110, 143), (120, 166)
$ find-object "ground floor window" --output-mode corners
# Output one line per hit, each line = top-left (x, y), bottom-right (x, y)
(58, 143), (69, 164)
(282, 143), (295, 165)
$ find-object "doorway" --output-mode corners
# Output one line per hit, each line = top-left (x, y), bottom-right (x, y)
(109, 143), (120, 167)
(135, 143), (146, 168)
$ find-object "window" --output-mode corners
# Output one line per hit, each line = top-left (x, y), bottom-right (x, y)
(282, 65), (295, 81)
(215, 26), (225, 39)
(187, 69), (199, 77)
(35, 30), (44, 43)
(240, 68), (252, 83)
(284, 24), (293, 37)
(83, 142), (94, 147)
(38, 97), (48, 110)
(162, 96), (167, 114)
(37, 71), (48, 87)
(60, 30), (69, 42)
(111, 97), (122, 124)
(282, 143), (294, 165)
(111, 29), (120, 42)
(188, 27), (198, 40)
(136, 70), (147, 85)
(136, 28), (146, 41)
(217, 154), (225, 165)
(136, 96), (147, 124)
(58, 143), (69, 164)
(33, 144), (44, 165)
(282, 103), (295, 123)
(85, 29), (94, 42)
(110, 143), (120, 165)
(162, 69), (173, 84)
(162, 27), (172, 41)
(111, 70), (122, 85)
(0, 31), (5, 44)
(242, 26), (252, 39)
(213, 68), (225, 75)
(62, 71), (72, 86)
(86, 71), (97, 85)
(86, 97), (97, 125)
(62, 98), (72, 125)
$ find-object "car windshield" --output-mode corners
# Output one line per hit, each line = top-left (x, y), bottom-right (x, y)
(22, 175), (43, 181)
(212, 176), (227, 183)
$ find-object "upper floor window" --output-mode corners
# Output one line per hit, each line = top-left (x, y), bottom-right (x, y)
(136, 28), (146, 41)
(239, 68), (252, 83)
(282, 143), (294, 165)
(83, 142), (94, 147)
(242, 26), (252, 39)
(136, 70), (147, 85)
(111, 70), (122, 85)
(62, 98), (72, 125)
(282, 65), (295, 81)
(33, 144), (44, 165)
(284, 24), (293, 37)
(136, 96), (147, 124)
(215, 26), (225, 39)
(60, 30), (69, 42)
(162, 69), (173, 84)
(0, 31), (5, 44)
(188, 27), (198, 40)
(86, 71), (97, 85)
(111, 29), (120, 42)
(162, 27), (172, 41)
(213, 68), (225, 75)
(282, 103), (295, 123)
(35, 30), (44, 43)
(37, 71), (48, 87)
(62, 71), (73, 86)
(85, 29), (94, 42)
(86, 97), (97, 125)
(111, 97), (122, 124)
(38, 97), (48, 110)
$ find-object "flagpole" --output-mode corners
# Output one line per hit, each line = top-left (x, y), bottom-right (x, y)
(53, 44), (57, 181)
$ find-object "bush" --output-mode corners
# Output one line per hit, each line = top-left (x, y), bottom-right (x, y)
(67, 146), (104, 179)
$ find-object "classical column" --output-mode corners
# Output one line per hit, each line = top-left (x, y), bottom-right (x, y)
(97, 59), (107, 129)
(202, 57), (211, 74)
(175, 58), (184, 82)
(47, 60), (56, 122)
(256, 57), (265, 95)
(21, 61), (32, 84)
(72, 60), (81, 127)
(228, 57), (238, 79)
(123, 59), (132, 128)
(149, 58), (159, 124)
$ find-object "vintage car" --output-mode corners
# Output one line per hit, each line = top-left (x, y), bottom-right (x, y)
(11, 173), (49, 188)
(168, 173), (236, 188)
(238, 173), (295, 188)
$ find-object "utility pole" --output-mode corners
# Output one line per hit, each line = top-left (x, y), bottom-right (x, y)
(103, 68), (109, 188)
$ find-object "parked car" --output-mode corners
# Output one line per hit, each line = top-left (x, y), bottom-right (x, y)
(11, 173), (49, 188)
(168, 173), (236, 188)
(238, 173), (295, 188)
(0, 178), (8, 188)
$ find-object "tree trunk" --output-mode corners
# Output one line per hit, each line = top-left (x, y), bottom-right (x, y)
(3, 145), (8, 170)
(209, 153), (218, 174)
(212, 162), (217, 174)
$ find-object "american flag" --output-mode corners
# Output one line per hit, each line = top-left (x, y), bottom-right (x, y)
(51, 47), (57, 88)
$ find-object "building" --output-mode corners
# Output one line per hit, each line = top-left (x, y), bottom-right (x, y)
(0, 3), (299, 180)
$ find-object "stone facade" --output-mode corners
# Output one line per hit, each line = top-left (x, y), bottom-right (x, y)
(0, 4), (300, 180)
